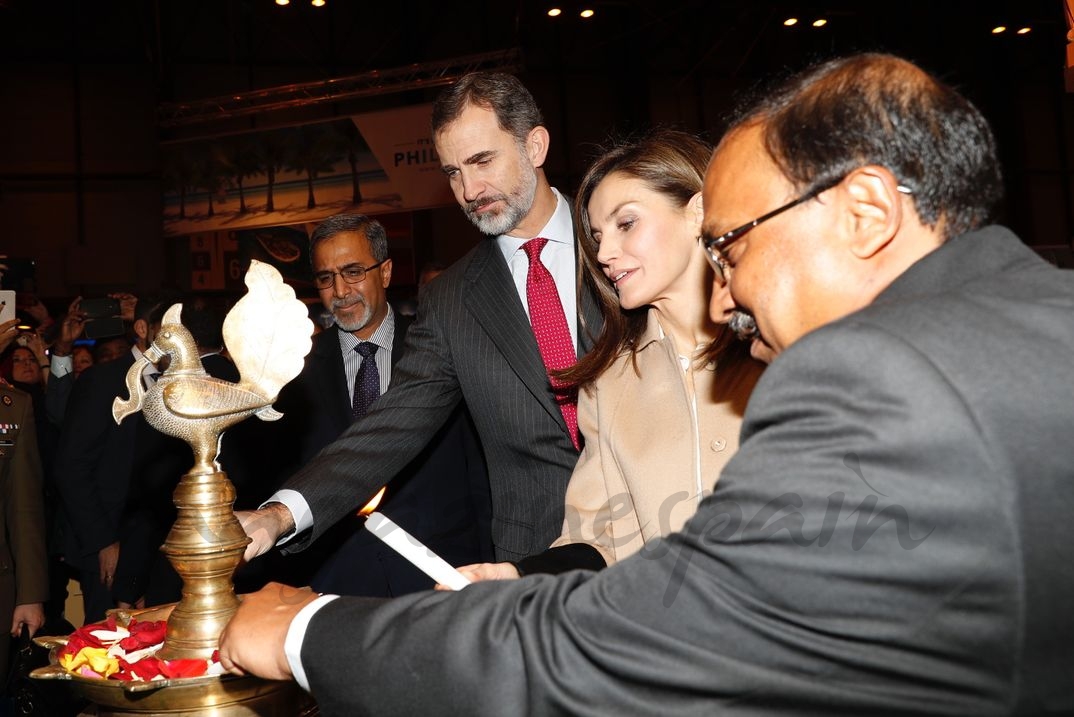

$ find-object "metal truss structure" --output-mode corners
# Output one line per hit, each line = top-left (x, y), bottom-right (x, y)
(157, 48), (523, 129)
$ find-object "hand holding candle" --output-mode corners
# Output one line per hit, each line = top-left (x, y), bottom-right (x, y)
(359, 487), (471, 591)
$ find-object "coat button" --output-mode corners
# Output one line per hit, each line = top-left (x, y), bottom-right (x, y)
(710, 438), (727, 452)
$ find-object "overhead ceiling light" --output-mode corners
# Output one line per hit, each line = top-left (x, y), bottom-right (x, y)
(812, 18), (827, 27)
(311, 0), (325, 5)
(580, 8), (594, 18)
(275, 0), (289, 5)
(991, 26), (1007, 34)
(1016, 26), (1031, 35)
(548, 8), (562, 17)
(783, 18), (798, 26)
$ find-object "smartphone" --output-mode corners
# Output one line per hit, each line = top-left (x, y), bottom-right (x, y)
(81, 297), (120, 320)
(84, 317), (126, 340)
(0, 290), (15, 324)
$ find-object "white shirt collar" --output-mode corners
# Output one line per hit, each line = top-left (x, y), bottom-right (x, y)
(497, 187), (573, 263)
(336, 306), (396, 355)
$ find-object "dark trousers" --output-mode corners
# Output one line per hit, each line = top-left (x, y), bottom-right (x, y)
(67, 555), (112, 625)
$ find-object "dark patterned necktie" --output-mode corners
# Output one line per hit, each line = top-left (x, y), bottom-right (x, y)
(521, 237), (579, 450)
(351, 342), (380, 419)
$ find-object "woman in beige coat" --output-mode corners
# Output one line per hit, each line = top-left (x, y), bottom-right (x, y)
(455, 129), (763, 581)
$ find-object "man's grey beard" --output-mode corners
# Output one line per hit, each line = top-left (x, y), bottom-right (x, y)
(333, 297), (373, 333)
(463, 158), (538, 236)
(728, 310), (760, 341)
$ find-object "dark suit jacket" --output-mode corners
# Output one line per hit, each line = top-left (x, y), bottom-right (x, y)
(53, 353), (142, 563)
(0, 384), (48, 678)
(44, 370), (73, 428)
(263, 313), (492, 596)
(286, 238), (602, 561)
(54, 350), (195, 613)
(300, 226), (1074, 715)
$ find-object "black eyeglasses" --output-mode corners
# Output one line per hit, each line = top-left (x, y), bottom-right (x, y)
(702, 174), (913, 286)
(313, 260), (386, 290)
(702, 174), (848, 287)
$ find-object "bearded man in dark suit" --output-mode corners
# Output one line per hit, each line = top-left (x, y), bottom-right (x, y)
(222, 54), (1074, 715)
(255, 214), (493, 596)
(238, 72), (602, 568)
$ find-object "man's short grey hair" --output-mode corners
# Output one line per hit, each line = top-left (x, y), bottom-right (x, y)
(309, 213), (389, 263)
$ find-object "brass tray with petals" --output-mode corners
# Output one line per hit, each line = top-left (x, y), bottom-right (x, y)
(30, 604), (315, 716)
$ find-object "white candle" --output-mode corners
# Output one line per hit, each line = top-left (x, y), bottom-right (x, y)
(364, 512), (471, 591)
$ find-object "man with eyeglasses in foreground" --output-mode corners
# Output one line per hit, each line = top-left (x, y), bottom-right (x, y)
(247, 213), (491, 596)
(221, 54), (1074, 714)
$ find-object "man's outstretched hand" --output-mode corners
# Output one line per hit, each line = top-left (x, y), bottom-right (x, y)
(236, 503), (295, 563)
(218, 582), (319, 681)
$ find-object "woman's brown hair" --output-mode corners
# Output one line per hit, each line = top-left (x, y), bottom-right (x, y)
(561, 128), (734, 390)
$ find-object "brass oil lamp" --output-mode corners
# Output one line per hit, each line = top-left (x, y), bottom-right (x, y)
(32, 261), (317, 716)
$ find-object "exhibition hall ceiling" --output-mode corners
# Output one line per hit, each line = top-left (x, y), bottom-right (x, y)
(0, 0), (1063, 102)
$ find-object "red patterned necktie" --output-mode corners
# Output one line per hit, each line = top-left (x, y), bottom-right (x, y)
(522, 237), (579, 450)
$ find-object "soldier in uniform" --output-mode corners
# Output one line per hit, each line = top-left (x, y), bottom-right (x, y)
(0, 378), (48, 676)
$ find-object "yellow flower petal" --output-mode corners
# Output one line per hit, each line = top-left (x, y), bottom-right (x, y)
(84, 648), (120, 678)
(60, 652), (82, 671)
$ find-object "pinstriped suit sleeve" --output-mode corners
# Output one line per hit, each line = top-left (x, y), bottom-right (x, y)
(281, 291), (465, 552)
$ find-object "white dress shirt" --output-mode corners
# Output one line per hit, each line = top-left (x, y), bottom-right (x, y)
(285, 594), (340, 691)
(337, 307), (395, 399)
(498, 187), (579, 349)
(50, 352), (73, 378)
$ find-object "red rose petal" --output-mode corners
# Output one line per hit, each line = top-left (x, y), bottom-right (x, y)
(69, 625), (106, 649)
(58, 634), (89, 659)
(160, 659), (207, 679)
(125, 657), (165, 681)
(133, 620), (167, 644)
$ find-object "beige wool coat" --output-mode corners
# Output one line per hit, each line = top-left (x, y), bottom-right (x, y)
(550, 311), (763, 565)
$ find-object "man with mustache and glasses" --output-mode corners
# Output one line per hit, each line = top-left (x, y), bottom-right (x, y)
(245, 213), (492, 598)
(223, 54), (1073, 714)
(238, 73), (602, 581)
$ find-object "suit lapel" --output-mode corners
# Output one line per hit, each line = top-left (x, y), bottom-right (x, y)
(309, 330), (352, 433)
(464, 241), (566, 430)
(391, 312), (412, 369)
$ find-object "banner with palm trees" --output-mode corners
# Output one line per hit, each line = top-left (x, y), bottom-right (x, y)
(185, 210), (417, 293)
(162, 104), (452, 237)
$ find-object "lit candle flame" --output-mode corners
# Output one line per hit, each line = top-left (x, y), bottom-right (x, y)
(359, 486), (387, 516)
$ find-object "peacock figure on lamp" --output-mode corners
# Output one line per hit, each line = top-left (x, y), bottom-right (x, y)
(111, 259), (313, 661)
(113, 260), (312, 473)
